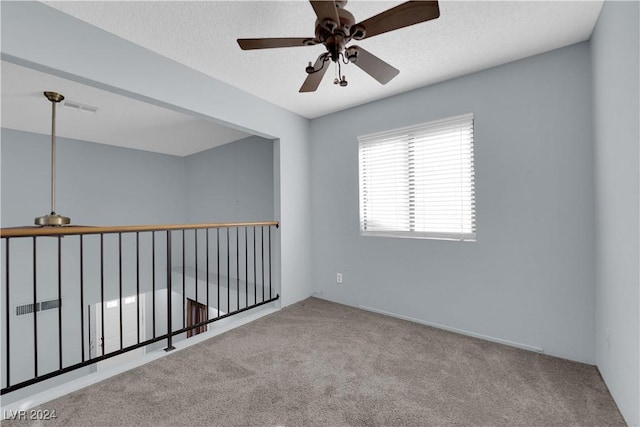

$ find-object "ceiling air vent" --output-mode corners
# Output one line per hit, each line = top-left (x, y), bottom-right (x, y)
(63, 100), (98, 114)
(16, 298), (61, 316)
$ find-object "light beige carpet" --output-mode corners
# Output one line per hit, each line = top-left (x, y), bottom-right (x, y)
(4, 297), (625, 426)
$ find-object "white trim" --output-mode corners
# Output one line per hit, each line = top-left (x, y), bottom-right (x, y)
(358, 304), (544, 354)
(358, 113), (475, 142)
(361, 229), (476, 242)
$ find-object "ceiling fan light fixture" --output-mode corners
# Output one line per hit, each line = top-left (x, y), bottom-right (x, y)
(346, 46), (359, 63)
(306, 61), (315, 74)
(35, 213), (71, 227)
(35, 91), (71, 227)
(350, 24), (366, 40)
(238, 0), (440, 92)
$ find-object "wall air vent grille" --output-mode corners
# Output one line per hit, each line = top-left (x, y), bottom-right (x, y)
(16, 299), (61, 316)
(63, 100), (98, 114)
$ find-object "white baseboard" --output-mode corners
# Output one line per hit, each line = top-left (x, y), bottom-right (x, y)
(358, 304), (545, 354)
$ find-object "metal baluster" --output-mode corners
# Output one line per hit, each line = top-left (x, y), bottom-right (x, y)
(269, 226), (272, 300)
(253, 227), (257, 306)
(80, 236), (85, 362)
(182, 230), (185, 329)
(195, 229), (198, 304)
(33, 237), (38, 377)
(152, 231), (156, 339)
(119, 233), (123, 351)
(5, 238), (10, 387)
(227, 228), (230, 313)
(236, 227), (239, 312)
(165, 231), (175, 351)
(245, 227), (248, 308)
(217, 228), (220, 319)
(261, 227), (265, 303)
(136, 232), (140, 344)
(87, 304), (92, 361)
(58, 236), (63, 370)
(100, 234), (105, 356)
(206, 229), (209, 321)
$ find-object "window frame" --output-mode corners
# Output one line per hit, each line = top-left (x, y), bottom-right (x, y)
(358, 113), (476, 242)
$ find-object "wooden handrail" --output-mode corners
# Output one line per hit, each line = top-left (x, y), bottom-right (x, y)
(0, 221), (279, 238)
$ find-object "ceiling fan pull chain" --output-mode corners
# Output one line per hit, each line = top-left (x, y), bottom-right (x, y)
(336, 54), (348, 87)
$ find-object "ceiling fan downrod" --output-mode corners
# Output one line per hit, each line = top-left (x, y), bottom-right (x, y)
(35, 91), (71, 227)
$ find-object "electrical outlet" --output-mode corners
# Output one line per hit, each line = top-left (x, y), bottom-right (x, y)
(605, 330), (611, 352)
(336, 273), (343, 284)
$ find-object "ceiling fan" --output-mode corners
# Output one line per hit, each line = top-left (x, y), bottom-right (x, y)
(237, 0), (440, 93)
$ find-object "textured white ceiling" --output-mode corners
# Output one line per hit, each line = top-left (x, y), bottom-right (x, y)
(1, 61), (251, 157)
(44, 0), (604, 119)
(3, 1), (604, 156)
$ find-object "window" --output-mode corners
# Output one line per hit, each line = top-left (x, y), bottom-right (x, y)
(358, 113), (475, 241)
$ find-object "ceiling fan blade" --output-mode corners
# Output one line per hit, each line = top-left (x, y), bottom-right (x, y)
(300, 54), (330, 93)
(356, 1), (440, 40)
(237, 38), (316, 50)
(310, 1), (340, 26)
(352, 46), (399, 85)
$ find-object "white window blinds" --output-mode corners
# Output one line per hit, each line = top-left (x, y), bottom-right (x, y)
(358, 113), (476, 241)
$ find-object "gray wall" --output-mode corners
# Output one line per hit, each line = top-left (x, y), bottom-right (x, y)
(591, 2), (640, 425)
(185, 135), (274, 223)
(1, 128), (185, 227)
(310, 42), (596, 363)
